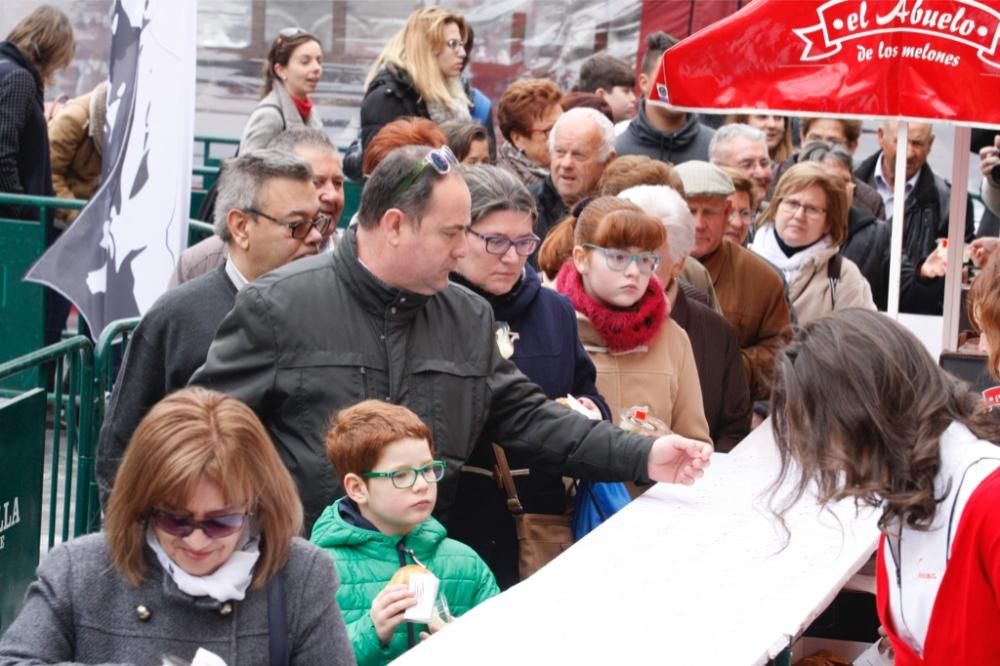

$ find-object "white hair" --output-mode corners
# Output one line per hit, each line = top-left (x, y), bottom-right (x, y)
(618, 184), (694, 264)
(548, 106), (616, 162)
(709, 123), (767, 164)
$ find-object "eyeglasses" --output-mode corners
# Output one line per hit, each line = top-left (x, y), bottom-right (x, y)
(467, 228), (540, 256)
(388, 146), (459, 207)
(582, 244), (662, 275)
(778, 198), (827, 222)
(151, 510), (248, 539)
(243, 208), (332, 240)
(362, 461), (447, 489)
(444, 38), (466, 54)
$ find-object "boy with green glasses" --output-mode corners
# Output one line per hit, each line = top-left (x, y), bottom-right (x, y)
(310, 400), (498, 665)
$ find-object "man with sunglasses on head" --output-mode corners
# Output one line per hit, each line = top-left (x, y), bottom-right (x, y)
(192, 144), (712, 533)
(96, 149), (325, 503)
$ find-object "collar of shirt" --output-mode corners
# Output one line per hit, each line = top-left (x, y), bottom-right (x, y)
(874, 154), (919, 201)
(224, 257), (250, 291)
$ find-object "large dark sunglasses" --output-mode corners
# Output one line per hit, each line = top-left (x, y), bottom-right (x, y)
(243, 208), (332, 240)
(151, 510), (248, 539)
(388, 147), (459, 208)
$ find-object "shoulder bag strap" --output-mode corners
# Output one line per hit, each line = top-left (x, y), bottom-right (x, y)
(828, 253), (843, 307)
(492, 443), (525, 514)
(268, 571), (290, 666)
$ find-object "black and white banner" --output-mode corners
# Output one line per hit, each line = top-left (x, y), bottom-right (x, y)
(26, 0), (195, 336)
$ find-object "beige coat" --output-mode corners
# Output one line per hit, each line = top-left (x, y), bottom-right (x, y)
(576, 312), (711, 444)
(785, 245), (876, 326)
(48, 84), (107, 224)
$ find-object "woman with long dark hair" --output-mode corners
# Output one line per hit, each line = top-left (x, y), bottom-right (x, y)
(769, 309), (1000, 665)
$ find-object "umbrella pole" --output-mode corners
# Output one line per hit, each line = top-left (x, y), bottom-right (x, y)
(887, 121), (909, 318)
(942, 125), (971, 353)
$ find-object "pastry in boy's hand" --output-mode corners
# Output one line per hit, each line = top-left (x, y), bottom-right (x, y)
(390, 564), (430, 587)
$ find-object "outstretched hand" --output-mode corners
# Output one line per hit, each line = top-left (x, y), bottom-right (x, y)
(647, 435), (712, 485)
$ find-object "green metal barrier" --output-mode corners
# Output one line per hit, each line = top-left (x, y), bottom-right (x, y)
(194, 134), (240, 169)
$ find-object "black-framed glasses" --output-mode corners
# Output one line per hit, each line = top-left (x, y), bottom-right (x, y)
(151, 510), (248, 539)
(362, 461), (446, 489)
(582, 244), (662, 275)
(466, 228), (540, 256)
(243, 208), (332, 240)
(778, 198), (827, 222)
(445, 38), (466, 54)
(388, 146), (459, 208)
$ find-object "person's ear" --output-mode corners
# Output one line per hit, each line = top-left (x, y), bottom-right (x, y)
(510, 129), (529, 153)
(637, 73), (650, 98)
(273, 62), (286, 82)
(343, 473), (369, 505)
(380, 208), (407, 247)
(572, 245), (589, 274)
(594, 87), (609, 101)
(227, 209), (252, 250)
(927, 134), (935, 153)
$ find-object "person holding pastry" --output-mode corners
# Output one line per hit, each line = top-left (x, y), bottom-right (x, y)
(311, 400), (499, 665)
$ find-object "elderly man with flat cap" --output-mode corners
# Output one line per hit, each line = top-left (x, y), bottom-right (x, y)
(675, 160), (792, 403)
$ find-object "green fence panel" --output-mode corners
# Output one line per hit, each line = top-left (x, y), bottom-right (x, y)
(0, 387), (46, 634)
(342, 179), (362, 228)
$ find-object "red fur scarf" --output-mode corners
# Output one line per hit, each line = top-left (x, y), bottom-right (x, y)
(555, 261), (667, 353)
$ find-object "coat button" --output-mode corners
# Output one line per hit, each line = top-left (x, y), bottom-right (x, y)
(219, 602), (233, 616)
(136, 605), (152, 621)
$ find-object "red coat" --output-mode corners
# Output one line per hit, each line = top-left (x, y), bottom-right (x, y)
(876, 468), (1000, 665)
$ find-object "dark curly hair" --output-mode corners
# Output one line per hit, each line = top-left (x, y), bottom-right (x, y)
(768, 309), (1000, 539)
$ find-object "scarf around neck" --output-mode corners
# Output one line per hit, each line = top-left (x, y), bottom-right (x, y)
(555, 260), (667, 353)
(290, 93), (313, 122)
(146, 524), (260, 602)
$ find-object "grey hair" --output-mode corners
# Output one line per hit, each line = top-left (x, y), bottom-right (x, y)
(213, 149), (314, 241)
(709, 123), (767, 164)
(618, 184), (694, 264)
(548, 106), (616, 162)
(358, 145), (456, 230)
(463, 164), (536, 225)
(266, 127), (339, 157)
(798, 140), (854, 171)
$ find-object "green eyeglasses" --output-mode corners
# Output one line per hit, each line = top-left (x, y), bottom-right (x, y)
(388, 147), (459, 208)
(362, 461), (447, 489)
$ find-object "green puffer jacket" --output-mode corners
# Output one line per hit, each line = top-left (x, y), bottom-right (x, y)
(310, 498), (500, 666)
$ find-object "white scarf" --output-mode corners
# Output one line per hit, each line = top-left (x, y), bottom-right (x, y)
(146, 524), (260, 602)
(750, 223), (833, 286)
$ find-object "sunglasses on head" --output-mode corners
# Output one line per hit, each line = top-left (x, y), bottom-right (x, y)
(278, 27), (307, 39)
(151, 509), (248, 539)
(387, 146), (459, 208)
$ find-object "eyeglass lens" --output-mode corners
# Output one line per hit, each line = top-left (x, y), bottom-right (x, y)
(152, 510), (246, 538)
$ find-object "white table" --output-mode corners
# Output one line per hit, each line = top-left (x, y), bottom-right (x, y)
(392, 422), (881, 665)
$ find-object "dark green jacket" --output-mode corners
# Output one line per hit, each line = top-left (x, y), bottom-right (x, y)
(190, 227), (654, 529)
(310, 498), (498, 665)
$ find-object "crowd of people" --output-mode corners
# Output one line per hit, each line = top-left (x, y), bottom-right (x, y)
(3, 3), (1000, 664)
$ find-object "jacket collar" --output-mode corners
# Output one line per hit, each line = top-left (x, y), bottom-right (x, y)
(449, 265), (540, 322)
(0, 41), (42, 90)
(336, 225), (430, 320)
(628, 100), (702, 148)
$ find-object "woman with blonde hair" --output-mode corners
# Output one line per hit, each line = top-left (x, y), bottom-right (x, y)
(538, 197), (710, 445)
(359, 7), (471, 153)
(0, 387), (354, 665)
(240, 28), (325, 152)
(750, 162), (874, 325)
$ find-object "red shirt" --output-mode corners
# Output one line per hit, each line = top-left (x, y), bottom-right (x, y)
(876, 467), (1000, 665)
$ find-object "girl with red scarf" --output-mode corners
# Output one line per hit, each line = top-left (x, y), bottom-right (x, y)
(538, 197), (711, 446)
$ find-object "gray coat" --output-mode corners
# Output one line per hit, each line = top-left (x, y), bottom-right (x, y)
(0, 534), (355, 666)
(190, 226), (655, 531)
(239, 83), (323, 154)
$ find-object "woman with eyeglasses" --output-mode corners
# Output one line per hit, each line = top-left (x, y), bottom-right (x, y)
(0, 388), (354, 665)
(750, 162), (875, 326)
(446, 165), (610, 589)
(359, 7), (472, 157)
(537, 197), (711, 446)
(240, 28), (325, 153)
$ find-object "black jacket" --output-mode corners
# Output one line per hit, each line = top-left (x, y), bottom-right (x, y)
(190, 227), (654, 530)
(359, 66), (428, 154)
(529, 175), (568, 267)
(0, 41), (52, 218)
(841, 206), (891, 310)
(671, 283), (750, 453)
(855, 152), (974, 314)
(615, 101), (714, 166)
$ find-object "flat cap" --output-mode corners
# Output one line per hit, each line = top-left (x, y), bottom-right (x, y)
(674, 160), (735, 198)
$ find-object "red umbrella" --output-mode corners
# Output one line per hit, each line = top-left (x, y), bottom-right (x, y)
(652, 0), (1000, 349)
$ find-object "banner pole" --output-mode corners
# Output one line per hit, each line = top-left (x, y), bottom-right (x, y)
(887, 121), (908, 318)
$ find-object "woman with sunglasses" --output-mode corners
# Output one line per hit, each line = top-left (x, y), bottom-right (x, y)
(446, 165), (609, 589)
(750, 162), (875, 326)
(240, 28), (325, 153)
(538, 197), (711, 446)
(0, 388), (354, 665)
(359, 7), (472, 157)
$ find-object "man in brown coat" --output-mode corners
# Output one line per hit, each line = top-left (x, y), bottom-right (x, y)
(48, 81), (108, 226)
(675, 161), (792, 402)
